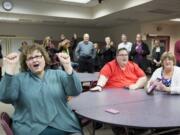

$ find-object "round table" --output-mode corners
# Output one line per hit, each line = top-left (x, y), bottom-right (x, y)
(69, 88), (180, 128)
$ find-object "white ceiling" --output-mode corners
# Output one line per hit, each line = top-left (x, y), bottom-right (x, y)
(0, 0), (180, 27)
(31, 0), (99, 7)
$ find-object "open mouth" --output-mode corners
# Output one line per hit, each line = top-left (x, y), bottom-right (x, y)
(122, 59), (127, 61)
(33, 64), (40, 68)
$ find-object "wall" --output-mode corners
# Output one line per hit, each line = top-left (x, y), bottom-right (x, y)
(1, 22), (180, 52)
(141, 23), (179, 53)
(0, 22), (105, 41)
(104, 23), (141, 46)
(173, 25), (180, 48)
(96, 22), (180, 76)
(106, 22), (180, 53)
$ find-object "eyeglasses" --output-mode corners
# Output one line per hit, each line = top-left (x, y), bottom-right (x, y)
(26, 55), (43, 62)
(117, 54), (128, 57)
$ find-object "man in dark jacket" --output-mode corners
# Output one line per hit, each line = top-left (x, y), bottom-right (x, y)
(130, 33), (150, 74)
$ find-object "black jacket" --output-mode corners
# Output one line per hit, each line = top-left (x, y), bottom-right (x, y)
(0, 44), (3, 59)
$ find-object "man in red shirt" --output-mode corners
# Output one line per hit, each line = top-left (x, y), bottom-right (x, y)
(91, 48), (147, 91)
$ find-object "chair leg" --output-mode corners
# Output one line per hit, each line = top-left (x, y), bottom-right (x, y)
(75, 114), (85, 135)
(92, 121), (96, 135)
(124, 127), (129, 135)
(81, 129), (85, 135)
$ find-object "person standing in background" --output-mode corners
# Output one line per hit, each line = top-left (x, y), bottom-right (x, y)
(130, 33), (150, 74)
(71, 33), (78, 50)
(58, 39), (71, 55)
(174, 40), (180, 67)
(59, 34), (66, 42)
(59, 34), (74, 60)
(71, 33), (79, 62)
(75, 33), (95, 73)
(18, 41), (28, 53)
(151, 39), (165, 72)
(0, 40), (3, 80)
(43, 36), (59, 69)
(118, 34), (132, 53)
(101, 36), (116, 67)
(93, 43), (102, 71)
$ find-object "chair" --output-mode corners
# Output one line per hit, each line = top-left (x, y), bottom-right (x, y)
(79, 117), (92, 135)
(0, 112), (14, 135)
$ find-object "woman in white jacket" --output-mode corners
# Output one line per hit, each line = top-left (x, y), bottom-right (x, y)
(147, 51), (180, 94)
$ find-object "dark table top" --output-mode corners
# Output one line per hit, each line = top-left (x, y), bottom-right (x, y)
(69, 88), (180, 128)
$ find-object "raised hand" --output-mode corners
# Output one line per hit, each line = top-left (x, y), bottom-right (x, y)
(56, 52), (72, 74)
(56, 52), (71, 65)
(3, 52), (20, 75)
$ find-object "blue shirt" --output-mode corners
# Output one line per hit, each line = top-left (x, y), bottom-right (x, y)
(0, 69), (83, 135)
(75, 41), (96, 59)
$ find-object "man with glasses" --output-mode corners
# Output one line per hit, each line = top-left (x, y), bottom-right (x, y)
(90, 48), (147, 135)
(91, 48), (147, 91)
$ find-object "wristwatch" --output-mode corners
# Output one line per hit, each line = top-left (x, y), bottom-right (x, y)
(2, 0), (13, 11)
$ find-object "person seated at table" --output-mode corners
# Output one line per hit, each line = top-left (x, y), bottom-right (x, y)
(147, 51), (180, 94)
(90, 48), (147, 134)
(90, 48), (147, 91)
(0, 44), (83, 135)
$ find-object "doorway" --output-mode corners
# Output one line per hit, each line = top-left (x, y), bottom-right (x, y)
(146, 35), (170, 52)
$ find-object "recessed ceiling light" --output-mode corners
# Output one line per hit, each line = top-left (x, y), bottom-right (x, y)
(170, 18), (180, 22)
(0, 17), (18, 21)
(61, 0), (91, 4)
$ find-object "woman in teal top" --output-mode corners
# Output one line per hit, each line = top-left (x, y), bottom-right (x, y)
(0, 44), (83, 135)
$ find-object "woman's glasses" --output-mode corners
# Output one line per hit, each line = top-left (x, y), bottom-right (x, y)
(26, 55), (43, 62)
(117, 54), (128, 57)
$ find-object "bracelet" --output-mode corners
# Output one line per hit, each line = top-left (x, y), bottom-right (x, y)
(97, 85), (103, 89)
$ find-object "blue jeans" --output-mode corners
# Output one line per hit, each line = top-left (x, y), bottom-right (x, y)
(39, 126), (82, 135)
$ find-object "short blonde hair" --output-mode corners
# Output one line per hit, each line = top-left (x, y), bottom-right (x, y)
(160, 52), (176, 66)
